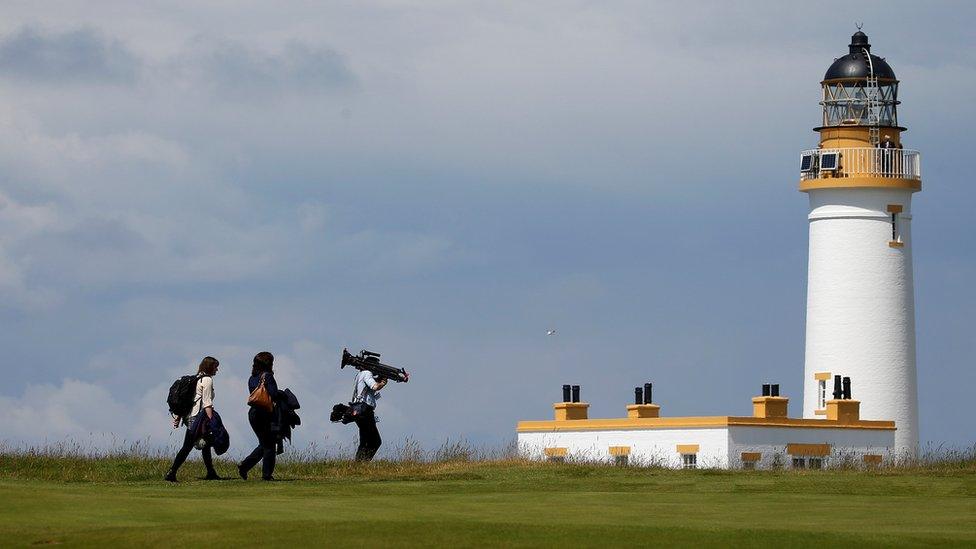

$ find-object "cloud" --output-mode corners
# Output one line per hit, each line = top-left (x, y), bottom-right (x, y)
(0, 26), (140, 84)
(338, 230), (457, 276)
(0, 252), (59, 310)
(174, 38), (358, 99)
(0, 379), (128, 440)
(0, 3), (972, 451)
(0, 24), (358, 99)
(0, 344), (372, 458)
(297, 201), (330, 233)
(0, 191), (62, 309)
(0, 190), (59, 239)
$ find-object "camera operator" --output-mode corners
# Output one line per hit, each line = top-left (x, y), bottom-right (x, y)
(352, 367), (388, 461)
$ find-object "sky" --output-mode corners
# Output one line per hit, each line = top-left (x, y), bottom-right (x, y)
(0, 1), (972, 458)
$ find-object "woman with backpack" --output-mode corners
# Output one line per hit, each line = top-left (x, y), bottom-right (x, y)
(238, 351), (280, 481)
(165, 356), (221, 482)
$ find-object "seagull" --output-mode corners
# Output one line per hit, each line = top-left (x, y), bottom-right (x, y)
(546, 329), (557, 336)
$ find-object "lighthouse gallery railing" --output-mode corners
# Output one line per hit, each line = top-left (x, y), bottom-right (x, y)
(799, 148), (921, 181)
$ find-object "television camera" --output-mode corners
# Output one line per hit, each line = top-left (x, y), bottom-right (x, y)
(340, 348), (410, 383)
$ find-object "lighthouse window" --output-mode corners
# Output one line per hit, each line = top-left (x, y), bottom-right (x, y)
(681, 453), (697, 469)
(887, 205), (903, 243)
(818, 379), (827, 409)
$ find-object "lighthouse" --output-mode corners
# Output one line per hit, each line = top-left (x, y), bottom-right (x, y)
(516, 29), (908, 469)
(800, 30), (921, 454)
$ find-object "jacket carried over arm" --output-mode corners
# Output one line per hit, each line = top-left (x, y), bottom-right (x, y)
(272, 388), (302, 449)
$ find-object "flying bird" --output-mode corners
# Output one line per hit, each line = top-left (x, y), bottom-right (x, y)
(546, 330), (556, 336)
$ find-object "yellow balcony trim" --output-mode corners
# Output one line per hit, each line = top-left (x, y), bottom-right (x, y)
(799, 176), (920, 192)
(741, 452), (761, 462)
(889, 241), (905, 248)
(544, 447), (567, 457)
(814, 372), (832, 381)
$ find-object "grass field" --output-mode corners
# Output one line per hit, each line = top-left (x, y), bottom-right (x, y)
(2, 453), (975, 547)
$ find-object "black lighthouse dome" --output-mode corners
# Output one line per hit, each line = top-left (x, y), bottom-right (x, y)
(817, 29), (902, 129)
(824, 31), (896, 81)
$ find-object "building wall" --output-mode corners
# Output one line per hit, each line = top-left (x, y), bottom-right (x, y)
(517, 428), (729, 468)
(728, 425), (895, 468)
(803, 186), (918, 453)
(518, 425), (895, 469)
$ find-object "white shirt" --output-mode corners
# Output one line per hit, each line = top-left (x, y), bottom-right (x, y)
(184, 374), (214, 425)
(353, 370), (381, 408)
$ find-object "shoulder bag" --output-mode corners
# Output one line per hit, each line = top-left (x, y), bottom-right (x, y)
(247, 373), (274, 412)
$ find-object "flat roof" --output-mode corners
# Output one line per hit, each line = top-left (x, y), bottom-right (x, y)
(517, 416), (896, 433)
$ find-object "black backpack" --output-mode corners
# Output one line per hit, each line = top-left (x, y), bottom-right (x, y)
(167, 375), (199, 417)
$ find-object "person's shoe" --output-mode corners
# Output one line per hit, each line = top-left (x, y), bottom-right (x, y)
(164, 470), (177, 482)
(237, 463), (248, 480)
(205, 471), (222, 480)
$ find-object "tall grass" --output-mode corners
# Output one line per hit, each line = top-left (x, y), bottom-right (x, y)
(0, 438), (973, 483)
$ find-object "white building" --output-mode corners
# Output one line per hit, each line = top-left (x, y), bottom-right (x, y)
(517, 396), (893, 469)
(517, 30), (921, 468)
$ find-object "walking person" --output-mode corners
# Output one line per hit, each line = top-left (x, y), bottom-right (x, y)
(352, 367), (387, 461)
(238, 351), (280, 480)
(165, 357), (221, 482)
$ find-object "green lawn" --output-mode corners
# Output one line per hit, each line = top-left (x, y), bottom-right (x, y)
(1, 458), (975, 547)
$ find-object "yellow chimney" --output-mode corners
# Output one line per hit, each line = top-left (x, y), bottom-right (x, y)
(553, 402), (589, 421)
(826, 399), (860, 423)
(626, 404), (660, 419)
(752, 396), (789, 418)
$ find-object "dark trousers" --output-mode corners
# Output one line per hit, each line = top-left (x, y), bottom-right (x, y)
(355, 407), (381, 462)
(240, 407), (276, 479)
(170, 427), (215, 476)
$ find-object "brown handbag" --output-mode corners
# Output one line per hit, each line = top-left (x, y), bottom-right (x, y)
(247, 373), (274, 412)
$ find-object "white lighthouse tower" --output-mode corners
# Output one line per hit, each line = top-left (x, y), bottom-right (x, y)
(800, 30), (921, 455)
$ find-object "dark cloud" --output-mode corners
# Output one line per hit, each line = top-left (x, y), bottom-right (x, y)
(0, 26), (140, 84)
(185, 39), (358, 97)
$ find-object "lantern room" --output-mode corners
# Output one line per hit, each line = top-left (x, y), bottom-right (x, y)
(819, 30), (901, 131)
(800, 29), (920, 189)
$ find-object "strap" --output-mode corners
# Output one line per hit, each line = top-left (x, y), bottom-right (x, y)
(352, 372), (368, 403)
(188, 377), (204, 421)
(194, 373), (210, 406)
(352, 371), (378, 404)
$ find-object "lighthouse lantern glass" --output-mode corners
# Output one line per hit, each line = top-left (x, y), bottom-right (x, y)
(821, 81), (898, 127)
